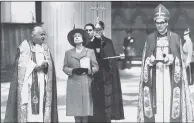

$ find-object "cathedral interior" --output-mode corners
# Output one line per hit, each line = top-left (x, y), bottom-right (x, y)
(1, 1), (194, 122)
(1, 1), (194, 82)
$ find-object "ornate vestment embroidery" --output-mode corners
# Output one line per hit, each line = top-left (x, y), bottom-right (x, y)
(174, 57), (181, 83)
(171, 87), (181, 119)
(143, 86), (153, 118)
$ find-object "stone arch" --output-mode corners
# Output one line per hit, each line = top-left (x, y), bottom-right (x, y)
(129, 8), (148, 24)
(129, 9), (148, 56)
(170, 8), (193, 36)
(112, 10), (126, 29)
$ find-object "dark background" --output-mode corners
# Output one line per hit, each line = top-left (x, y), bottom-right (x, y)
(111, 1), (194, 55)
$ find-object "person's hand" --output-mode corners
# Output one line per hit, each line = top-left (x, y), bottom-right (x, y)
(164, 54), (174, 65)
(72, 68), (88, 75)
(145, 55), (156, 66)
(40, 60), (48, 69)
(72, 68), (79, 75)
(150, 55), (156, 65)
(34, 60), (48, 72)
(95, 33), (101, 39)
(120, 53), (125, 59)
(163, 56), (169, 63)
(82, 68), (88, 74)
(34, 65), (41, 72)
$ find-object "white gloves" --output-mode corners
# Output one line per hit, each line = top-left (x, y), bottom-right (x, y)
(146, 54), (174, 66)
(145, 55), (155, 66)
(164, 54), (174, 65)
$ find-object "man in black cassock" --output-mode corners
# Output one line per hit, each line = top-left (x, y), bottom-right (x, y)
(86, 21), (124, 123)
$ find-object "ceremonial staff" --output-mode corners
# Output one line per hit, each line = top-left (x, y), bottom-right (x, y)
(91, 2), (125, 60)
(90, 2), (105, 23)
(103, 54), (125, 59)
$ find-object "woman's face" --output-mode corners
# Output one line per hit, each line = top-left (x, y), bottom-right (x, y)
(73, 33), (83, 44)
(183, 29), (190, 40)
(183, 33), (190, 40)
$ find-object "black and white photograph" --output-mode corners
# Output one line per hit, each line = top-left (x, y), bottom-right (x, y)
(1, 1), (194, 122)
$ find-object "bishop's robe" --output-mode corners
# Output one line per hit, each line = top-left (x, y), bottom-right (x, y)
(4, 40), (58, 122)
(137, 31), (194, 122)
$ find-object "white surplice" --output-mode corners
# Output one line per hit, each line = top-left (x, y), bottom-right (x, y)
(22, 44), (46, 122)
(155, 36), (172, 122)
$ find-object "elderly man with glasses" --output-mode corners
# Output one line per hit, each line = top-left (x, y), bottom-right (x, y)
(137, 4), (194, 122)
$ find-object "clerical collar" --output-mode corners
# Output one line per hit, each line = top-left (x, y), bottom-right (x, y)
(157, 32), (167, 38)
(30, 41), (37, 46)
(32, 41), (42, 46)
(35, 44), (42, 47)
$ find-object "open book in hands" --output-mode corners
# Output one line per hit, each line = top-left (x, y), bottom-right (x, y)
(79, 57), (91, 75)
(80, 57), (90, 69)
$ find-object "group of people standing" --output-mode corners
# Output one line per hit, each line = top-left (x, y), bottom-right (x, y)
(63, 20), (124, 123)
(4, 20), (125, 123)
(4, 3), (194, 123)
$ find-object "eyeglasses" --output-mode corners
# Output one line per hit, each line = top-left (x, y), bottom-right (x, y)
(85, 29), (93, 32)
(95, 28), (103, 31)
(155, 21), (166, 25)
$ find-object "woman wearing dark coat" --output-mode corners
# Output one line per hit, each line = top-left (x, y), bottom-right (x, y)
(63, 28), (99, 123)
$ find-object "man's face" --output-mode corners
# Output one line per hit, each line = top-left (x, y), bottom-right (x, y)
(32, 27), (46, 45)
(127, 32), (131, 37)
(155, 19), (168, 34)
(84, 25), (94, 39)
(95, 28), (103, 39)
